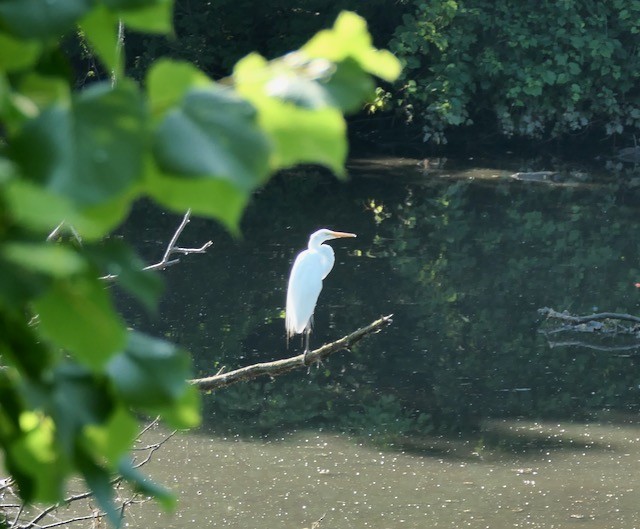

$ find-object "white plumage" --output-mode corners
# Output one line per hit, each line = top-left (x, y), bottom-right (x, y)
(285, 229), (356, 355)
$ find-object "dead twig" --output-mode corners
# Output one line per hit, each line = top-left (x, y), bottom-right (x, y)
(191, 314), (393, 392)
(142, 209), (212, 272)
(101, 209), (213, 280)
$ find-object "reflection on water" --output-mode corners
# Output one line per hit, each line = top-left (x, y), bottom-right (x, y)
(116, 155), (640, 528)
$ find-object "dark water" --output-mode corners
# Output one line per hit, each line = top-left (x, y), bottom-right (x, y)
(115, 155), (640, 528)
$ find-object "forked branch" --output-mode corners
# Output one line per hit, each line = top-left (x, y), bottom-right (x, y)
(191, 314), (394, 391)
(142, 209), (213, 272)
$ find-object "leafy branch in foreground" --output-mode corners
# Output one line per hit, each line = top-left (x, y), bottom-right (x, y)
(0, 0), (401, 525)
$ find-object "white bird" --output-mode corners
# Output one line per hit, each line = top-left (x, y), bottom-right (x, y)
(285, 228), (357, 363)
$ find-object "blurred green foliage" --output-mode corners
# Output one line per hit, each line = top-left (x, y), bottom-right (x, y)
(0, 0), (400, 522)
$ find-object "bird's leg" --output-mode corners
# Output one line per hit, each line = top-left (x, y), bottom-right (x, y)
(302, 327), (311, 366)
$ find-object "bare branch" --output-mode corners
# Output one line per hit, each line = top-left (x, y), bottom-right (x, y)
(538, 307), (640, 325)
(101, 209), (213, 280)
(46, 222), (82, 245)
(545, 340), (640, 354)
(146, 209), (213, 271)
(191, 314), (393, 391)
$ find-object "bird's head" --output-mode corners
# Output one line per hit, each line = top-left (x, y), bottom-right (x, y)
(309, 228), (357, 247)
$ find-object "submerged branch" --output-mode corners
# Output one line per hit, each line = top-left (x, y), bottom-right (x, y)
(190, 314), (393, 391)
(538, 307), (640, 325)
(538, 306), (640, 353)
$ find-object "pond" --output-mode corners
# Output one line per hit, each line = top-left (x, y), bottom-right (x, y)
(116, 154), (640, 528)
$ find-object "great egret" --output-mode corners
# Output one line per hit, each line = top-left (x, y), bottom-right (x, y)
(285, 228), (357, 363)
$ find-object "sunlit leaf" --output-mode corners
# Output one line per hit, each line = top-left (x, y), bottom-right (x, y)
(302, 11), (402, 82)
(234, 53), (348, 175)
(5, 180), (133, 241)
(321, 59), (375, 113)
(120, 0), (173, 34)
(0, 0), (93, 40)
(7, 414), (68, 503)
(147, 59), (212, 117)
(153, 384), (201, 429)
(2, 243), (86, 278)
(34, 277), (127, 370)
(146, 165), (248, 234)
(83, 405), (138, 464)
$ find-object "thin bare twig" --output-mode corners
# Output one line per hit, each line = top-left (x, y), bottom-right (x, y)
(311, 512), (327, 528)
(143, 209), (213, 272)
(191, 315), (393, 391)
(101, 209), (213, 280)
(46, 222), (82, 245)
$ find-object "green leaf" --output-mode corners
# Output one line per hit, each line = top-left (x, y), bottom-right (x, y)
(79, 4), (122, 76)
(11, 80), (146, 207)
(103, 0), (160, 8)
(77, 451), (120, 527)
(34, 277), (127, 370)
(234, 53), (348, 175)
(46, 363), (113, 456)
(147, 59), (212, 117)
(322, 58), (375, 113)
(0, 311), (52, 377)
(2, 243), (86, 278)
(84, 239), (163, 311)
(83, 405), (139, 464)
(146, 167), (248, 234)
(152, 86), (271, 190)
(238, 91), (346, 173)
(18, 73), (70, 110)
(0, 31), (41, 71)
(0, 0), (94, 40)
(5, 180), (132, 241)
(265, 74), (333, 110)
(153, 384), (201, 429)
(302, 11), (402, 82)
(106, 331), (194, 409)
(120, 0), (173, 34)
(118, 457), (176, 510)
(7, 413), (68, 503)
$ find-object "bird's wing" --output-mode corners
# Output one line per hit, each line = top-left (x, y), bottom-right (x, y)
(285, 250), (324, 336)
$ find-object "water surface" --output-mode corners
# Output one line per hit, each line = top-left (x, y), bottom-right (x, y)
(116, 155), (640, 528)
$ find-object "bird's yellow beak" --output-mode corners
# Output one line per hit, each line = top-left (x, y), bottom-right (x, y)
(330, 231), (357, 238)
